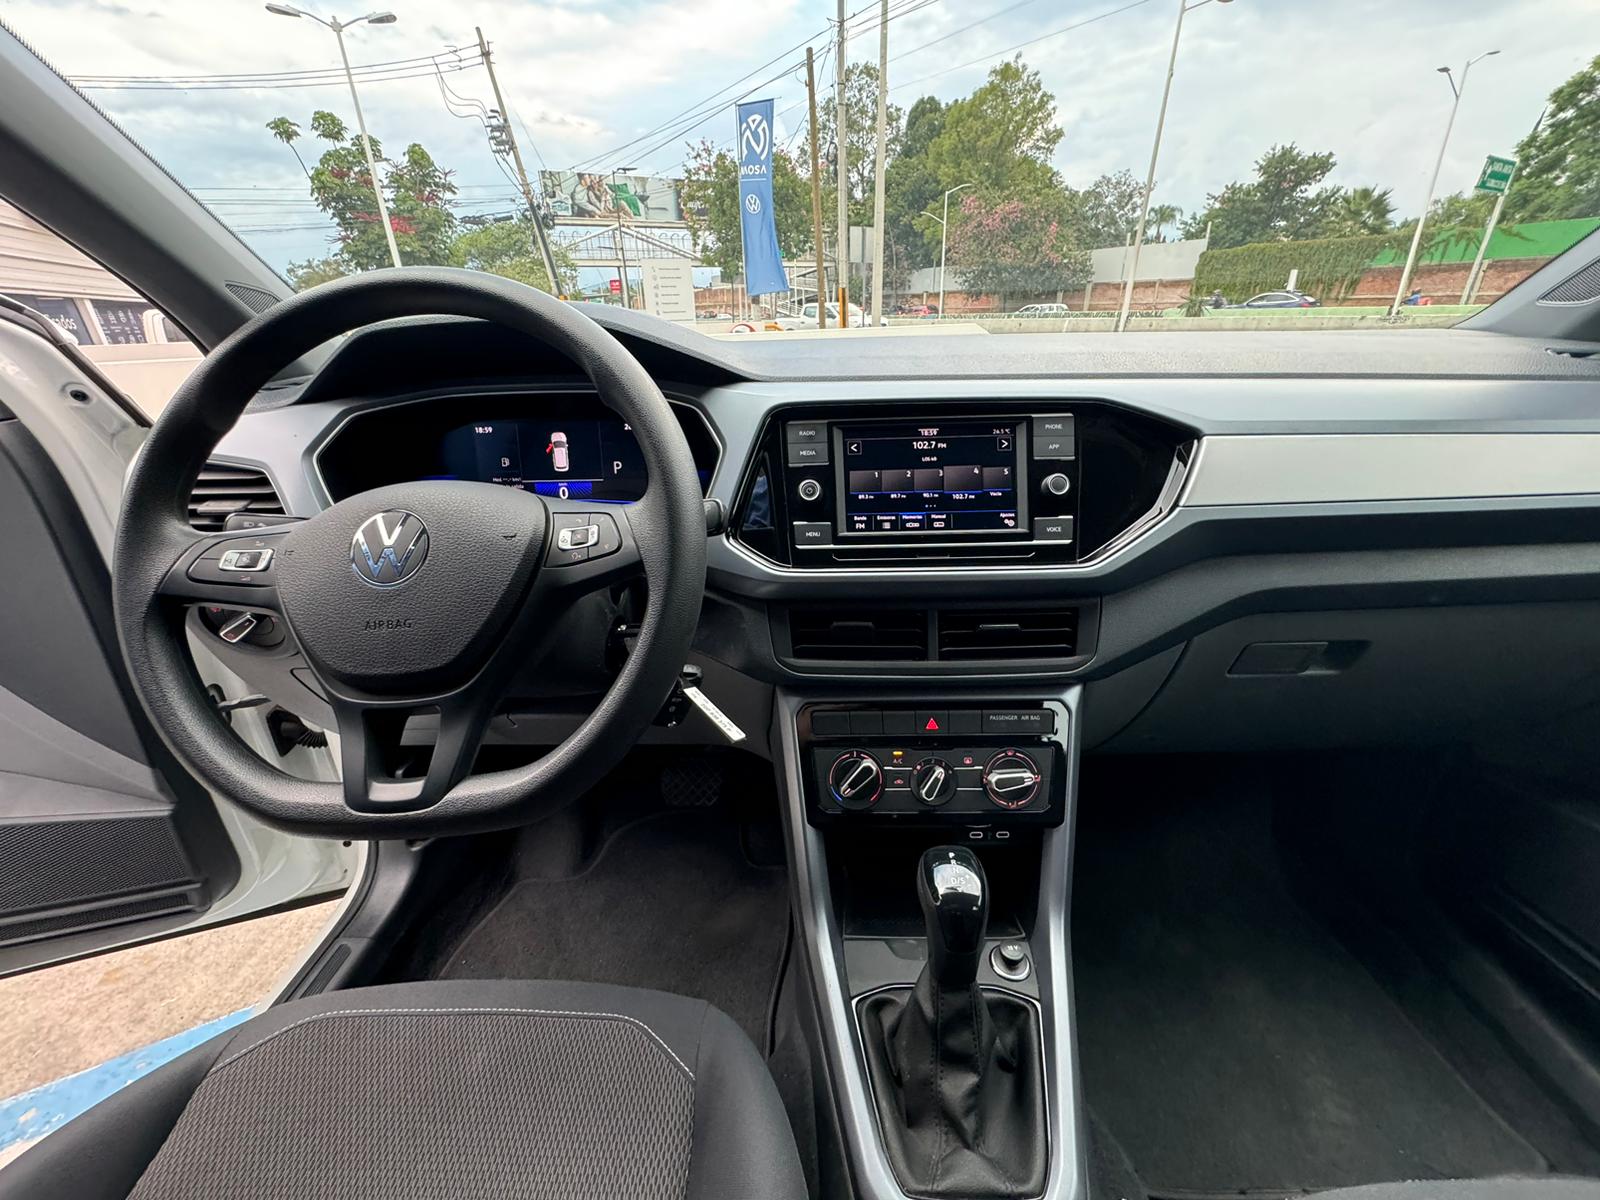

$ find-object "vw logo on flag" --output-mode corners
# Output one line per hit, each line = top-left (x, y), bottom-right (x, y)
(744, 194), (762, 215)
(740, 112), (770, 161)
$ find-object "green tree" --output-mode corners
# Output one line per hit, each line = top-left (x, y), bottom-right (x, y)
(883, 96), (949, 270)
(678, 138), (813, 281)
(1507, 54), (1600, 221)
(449, 217), (577, 293)
(1147, 203), (1182, 242)
(817, 63), (904, 222)
(1321, 186), (1395, 237)
(1070, 170), (1143, 248)
(949, 193), (1090, 311)
(275, 109), (459, 271)
(925, 58), (1063, 204)
(266, 116), (310, 179)
(1180, 144), (1342, 247)
(285, 256), (348, 291)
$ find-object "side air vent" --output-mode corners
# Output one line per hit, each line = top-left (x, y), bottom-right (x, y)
(224, 280), (283, 315)
(1546, 346), (1597, 360)
(937, 608), (1078, 661)
(1538, 259), (1600, 306)
(790, 608), (928, 661)
(188, 461), (284, 530)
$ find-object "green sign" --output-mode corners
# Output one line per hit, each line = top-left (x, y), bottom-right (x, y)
(1475, 155), (1517, 195)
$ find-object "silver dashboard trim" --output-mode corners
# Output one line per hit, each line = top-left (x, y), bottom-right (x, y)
(1184, 432), (1600, 507)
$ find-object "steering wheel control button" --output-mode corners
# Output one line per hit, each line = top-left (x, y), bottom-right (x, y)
(828, 751), (883, 810)
(991, 941), (1032, 982)
(984, 750), (1041, 809)
(1033, 516), (1074, 542)
(589, 513), (622, 559)
(792, 521), (830, 546)
(1041, 472), (1071, 497)
(982, 709), (1054, 735)
(796, 478), (823, 503)
(912, 757), (958, 807)
(218, 547), (273, 572)
(556, 523), (599, 551)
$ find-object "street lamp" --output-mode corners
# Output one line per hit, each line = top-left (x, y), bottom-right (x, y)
(266, 5), (403, 269)
(1115, 0), (1233, 333)
(920, 182), (974, 319)
(610, 166), (637, 309)
(1390, 50), (1500, 315)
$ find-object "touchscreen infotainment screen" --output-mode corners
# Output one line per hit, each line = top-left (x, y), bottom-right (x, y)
(839, 420), (1023, 535)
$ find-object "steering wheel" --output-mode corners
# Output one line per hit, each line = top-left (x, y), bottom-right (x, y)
(112, 269), (707, 838)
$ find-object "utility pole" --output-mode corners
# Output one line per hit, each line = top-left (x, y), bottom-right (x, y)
(476, 27), (564, 296)
(835, 0), (850, 326)
(868, 0), (889, 327)
(610, 167), (636, 310)
(806, 48), (829, 330)
(1391, 50), (1500, 316)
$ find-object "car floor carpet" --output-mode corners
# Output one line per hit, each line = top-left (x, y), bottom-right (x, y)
(1072, 768), (1551, 1199)
(440, 810), (790, 1050)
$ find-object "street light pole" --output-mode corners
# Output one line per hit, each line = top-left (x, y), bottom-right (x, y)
(1460, 107), (1540, 305)
(611, 166), (637, 309)
(924, 183), (973, 318)
(1116, 0), (1235, 332)
(267, 5), (403, 270)
(1390, 50), (1500, 315)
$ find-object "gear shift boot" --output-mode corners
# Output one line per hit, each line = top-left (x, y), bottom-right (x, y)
(857, 847), (1048, 1197)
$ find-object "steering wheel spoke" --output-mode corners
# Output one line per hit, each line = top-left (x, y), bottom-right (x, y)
(330, 685), (495, 814)
(158, 526), (289, 610)
(535, 502), (645, 596)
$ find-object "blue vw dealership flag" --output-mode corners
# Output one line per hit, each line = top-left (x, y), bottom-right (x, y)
(736, 99), (790, 297)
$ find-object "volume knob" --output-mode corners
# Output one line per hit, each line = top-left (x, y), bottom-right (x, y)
(1041, 472), (1071, 497)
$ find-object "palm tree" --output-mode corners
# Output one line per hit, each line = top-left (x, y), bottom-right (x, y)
(1147, 203), (1182, 242)
(1325, 186), (1395, 236)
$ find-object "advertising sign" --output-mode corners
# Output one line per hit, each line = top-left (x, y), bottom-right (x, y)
(735, 99), (790, 298)
(540, 171), (683, 222)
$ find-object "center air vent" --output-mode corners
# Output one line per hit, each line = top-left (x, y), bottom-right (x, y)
(937, 609), (1077, 661)
(789, 608), (928, 661)
(187, 462), (284, 530)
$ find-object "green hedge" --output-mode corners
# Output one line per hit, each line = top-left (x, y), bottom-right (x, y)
(1189, 233), (1401, 314)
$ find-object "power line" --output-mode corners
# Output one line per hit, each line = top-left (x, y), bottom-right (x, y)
(75, 51), (480, 91)
(888, 0), (1047, 65)
(891, 0), (1152, 93)
(71, 48), (474, 84)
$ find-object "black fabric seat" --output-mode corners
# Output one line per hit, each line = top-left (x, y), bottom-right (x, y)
(0, 980), (807, 1200)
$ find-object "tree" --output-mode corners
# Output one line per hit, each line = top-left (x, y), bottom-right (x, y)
(1070, 170), (1143, 248)
(1147, 203), (1182, 242)
(1506, 55), (1600, 222)
(450, 217), (577, 294)
(285, 256), (348, 290)
(273, 109), (460, 270)
(1180, 144), (1342, 248)
(677, 138), (813, 281)
(925, 58), (1063, 203)
(1321, 186), (1395, 237)
(949, 193), (1090, 310)
(882, 96), (949, 271)
(266, 116), (310, 179)
(817, 63), (904, 221)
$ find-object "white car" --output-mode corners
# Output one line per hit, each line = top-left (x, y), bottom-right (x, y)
(1014, 303), (1071, 318)
(776, 301), (887, 329)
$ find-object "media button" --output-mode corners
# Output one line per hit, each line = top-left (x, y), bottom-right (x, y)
(787, 441), (828, 468)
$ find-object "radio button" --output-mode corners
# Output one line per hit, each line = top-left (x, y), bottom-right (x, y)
(786, 422), (827, 443)
(1033, 516), (1074, 542)
(792, 521), (831, 545)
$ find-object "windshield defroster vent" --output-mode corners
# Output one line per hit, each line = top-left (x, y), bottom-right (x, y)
(789, 608), (928, 662)
(187, 462), (285, 530)
(937, 609), (1078, 661)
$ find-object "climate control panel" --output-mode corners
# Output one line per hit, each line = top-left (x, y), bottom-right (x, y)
(802, 704), (1064, 828)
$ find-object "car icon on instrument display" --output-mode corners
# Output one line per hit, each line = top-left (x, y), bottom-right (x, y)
(549, 431), (570, 472)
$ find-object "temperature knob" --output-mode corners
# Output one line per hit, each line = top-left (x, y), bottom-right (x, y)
(911, 757), (958, 807)
(828, 750), (883, 810)
(983, 749), (1040, 809)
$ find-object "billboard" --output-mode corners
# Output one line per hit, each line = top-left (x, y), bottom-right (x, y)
(540, 171), (683, 222)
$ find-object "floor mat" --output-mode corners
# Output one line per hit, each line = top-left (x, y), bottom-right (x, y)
(441, 812), (790, 1049)
(1072, 775), (1548, 1198)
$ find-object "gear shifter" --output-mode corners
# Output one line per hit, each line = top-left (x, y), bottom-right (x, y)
(858, 846), (1047, 1198)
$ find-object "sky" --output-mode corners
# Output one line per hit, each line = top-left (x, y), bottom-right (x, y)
(2, 0), (1596, 280)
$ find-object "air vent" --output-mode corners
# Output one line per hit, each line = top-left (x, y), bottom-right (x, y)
(937, 609), (1077, 661)
(1538, 259), (1600, 306)
(188, 461), (284, 530)
(790, 608), (928, 661)
(1546, 346), (1597, 360)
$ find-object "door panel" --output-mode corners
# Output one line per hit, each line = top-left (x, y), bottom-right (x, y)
(0, 409), (238, 969)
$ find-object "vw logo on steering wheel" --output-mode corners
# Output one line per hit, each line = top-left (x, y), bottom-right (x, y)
(350, 510), (429, 587)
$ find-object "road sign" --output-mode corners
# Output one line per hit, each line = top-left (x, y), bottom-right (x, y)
(1475, 155), (1517, 195)
(608, 278), (622, 294)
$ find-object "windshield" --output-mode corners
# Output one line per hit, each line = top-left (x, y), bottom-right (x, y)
(7, 1), (1600, 338)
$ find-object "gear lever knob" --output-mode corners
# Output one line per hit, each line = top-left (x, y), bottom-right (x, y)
(916, 845), (989, 988)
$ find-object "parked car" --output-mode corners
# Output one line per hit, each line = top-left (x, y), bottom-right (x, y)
(1229, 289), (1322, 309)
(902, 304), (940, 318)
(774, 301), (887, 329)
(1015, 302), (1071, 317)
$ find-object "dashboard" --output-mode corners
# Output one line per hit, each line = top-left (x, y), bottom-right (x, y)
(200, 313), (1600, 756)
